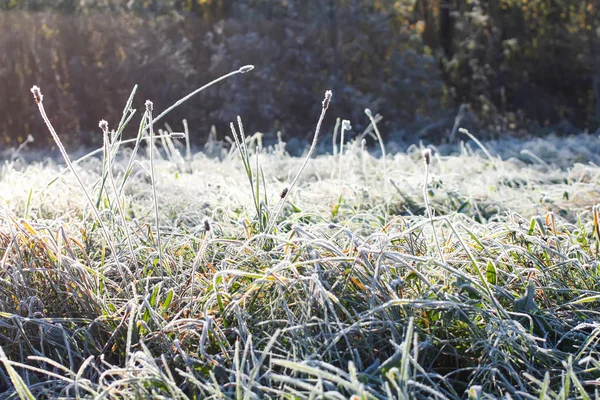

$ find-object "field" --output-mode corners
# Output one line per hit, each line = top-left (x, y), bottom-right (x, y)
(0, 80), (600, 399)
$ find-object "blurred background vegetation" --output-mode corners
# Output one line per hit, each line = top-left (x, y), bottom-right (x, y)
(1, 0), (599, 149)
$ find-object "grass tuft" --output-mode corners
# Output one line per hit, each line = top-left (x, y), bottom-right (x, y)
(0, 79), (598, 399)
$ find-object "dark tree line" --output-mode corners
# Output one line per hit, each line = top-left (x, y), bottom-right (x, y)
(0, 0), (598, 148)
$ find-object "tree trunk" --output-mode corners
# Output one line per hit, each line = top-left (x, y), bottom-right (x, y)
(440, 0), (453, 58)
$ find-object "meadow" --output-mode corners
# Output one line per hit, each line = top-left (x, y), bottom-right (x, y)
(0, 68), (599, 399)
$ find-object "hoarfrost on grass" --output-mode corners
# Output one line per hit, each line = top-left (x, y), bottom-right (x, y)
(1, 133), (600, 399)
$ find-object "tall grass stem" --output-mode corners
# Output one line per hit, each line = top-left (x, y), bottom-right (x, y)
(266, 90), (332, 235)
(30, 86), (118, 260)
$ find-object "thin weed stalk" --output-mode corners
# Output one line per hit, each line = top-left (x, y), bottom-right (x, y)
(422, 149), (444, 264)
(30, 86), (118, 260)
(276, 131), (286, 158)
(361, 138), (368, 182)
(230, 116), (266, 232)
(149, 65), (254, 130)
(11, 134), (34, 161)
(354, 112), (382, 148)
(459, 127), (494, 161)
(158, 129), (172, 161)
(117, 111), (147, 193)
(146, 100), (166, 276)
(266, 90), (332, 235)
(332, 117), (341, 157)
(183, 119), (191, 163)
(95, 85), (138, 209)
(338, 120), (351, 180)
(164, 132), (184, 166)
(365, 109), (388, 207)
(100, 120), (136, 266)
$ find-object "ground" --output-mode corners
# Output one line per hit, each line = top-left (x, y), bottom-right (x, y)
(0, 129), (599, 399)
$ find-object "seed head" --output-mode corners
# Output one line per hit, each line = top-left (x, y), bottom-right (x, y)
(203, 218), (211, 232)
(322, 90), (332, 109)
(364, 108), (373, 118)
(30, 86), (43, 104)
(341, 119), (352, 131)
(26, 134), (34, 143)
(145, 100), (153, 112)
(422, 148), (432, 166)
(239, 65), (254, 73)
(98, 120), (109, 133)
(280, 187), (289, 199)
